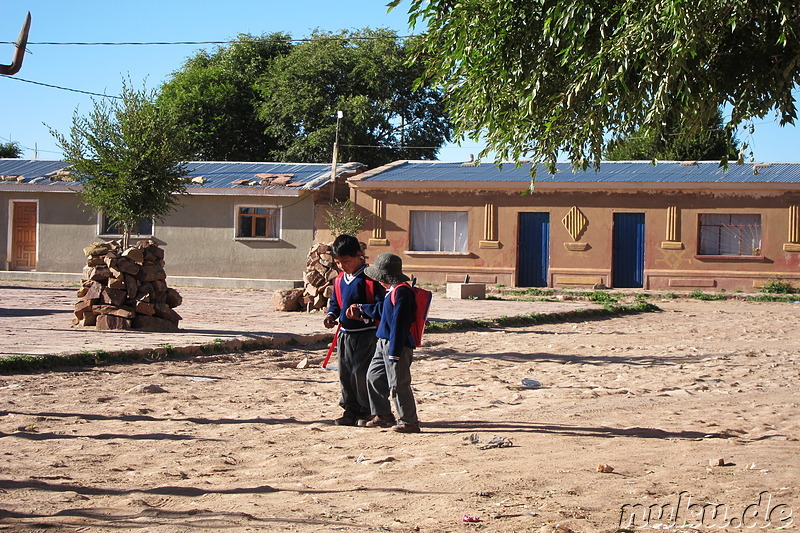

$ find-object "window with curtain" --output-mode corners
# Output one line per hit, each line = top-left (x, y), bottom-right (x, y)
(698, 214), (761, 256)
(238, 207), (280, 238)
(410, 211), (468, 252)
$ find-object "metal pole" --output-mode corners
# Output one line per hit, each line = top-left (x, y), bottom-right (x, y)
(330, 111), (343, 201)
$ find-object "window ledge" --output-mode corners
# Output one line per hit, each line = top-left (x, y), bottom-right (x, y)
(235, 237), (281, 242)
(99, 234), (153, 239)
(694, 254), (766, 262)
(404, 250), (472, 257)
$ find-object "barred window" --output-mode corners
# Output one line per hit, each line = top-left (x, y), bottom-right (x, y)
(698, 214), (761, 256)
(100, 214), (153, 236)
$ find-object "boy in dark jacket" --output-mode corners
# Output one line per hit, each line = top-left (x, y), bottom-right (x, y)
(324, 235), (386, 426)
(347, 253), (420, 433)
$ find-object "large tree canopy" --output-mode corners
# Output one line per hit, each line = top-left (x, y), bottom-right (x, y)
(397, 0), (800, 174)
(159, 29), (451, 167)
(605, 110), (739, 161)
(158, 34), (293, 161)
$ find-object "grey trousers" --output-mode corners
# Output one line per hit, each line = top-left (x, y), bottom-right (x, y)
(337, 330), (378, 419)
(367, 338), (418, 425)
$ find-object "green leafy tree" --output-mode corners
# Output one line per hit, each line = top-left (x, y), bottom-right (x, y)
(325, 199), (370, 238)
(606, 110), (739, 161)
(51, 81), (191, 248)
(159, 33), (293, 161)
(0, 141), (22, 158)
(257, 28), (451, 167)
(397, 0), (800, 176)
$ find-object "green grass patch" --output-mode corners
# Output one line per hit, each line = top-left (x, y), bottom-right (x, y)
(425, 300), (660, 334)
(688, 289), (727, 301)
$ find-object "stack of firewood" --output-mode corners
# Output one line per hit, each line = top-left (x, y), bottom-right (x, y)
(301, 242), (340, 312)
(74, 240), (183, 331)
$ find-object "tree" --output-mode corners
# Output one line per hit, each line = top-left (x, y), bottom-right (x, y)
(51, 81), (191, 248)
(0, 141), (22, 158)
(158, 34), (293, 161)
(159, 29), (452, 167)
(605, 110), (739, 161)
(396, 1), (800, 176)
(325, 199), (370, 238)
(256, 28), (451, 167)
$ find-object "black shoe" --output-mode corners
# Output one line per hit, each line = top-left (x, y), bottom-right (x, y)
(334, 415), (358, 426)
(365, 415), (396, 428)
(392, 422), (421, 433)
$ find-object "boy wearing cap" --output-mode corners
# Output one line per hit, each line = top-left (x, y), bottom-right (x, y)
(347, 253), (420, 433)
(324, 235), (386, 426)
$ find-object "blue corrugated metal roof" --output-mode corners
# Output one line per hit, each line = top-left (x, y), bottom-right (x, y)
(0, 159), (363, 190)
(358, 160), (800, 184)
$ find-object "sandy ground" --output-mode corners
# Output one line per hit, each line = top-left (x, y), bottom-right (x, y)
(0, 293), (798, 532)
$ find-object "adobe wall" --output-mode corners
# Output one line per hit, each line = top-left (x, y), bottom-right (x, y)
(351, 187), (800, 292)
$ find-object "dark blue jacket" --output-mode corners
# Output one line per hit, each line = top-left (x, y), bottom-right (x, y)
(326, 267), (385, 332)
(361, 283), (416, 357)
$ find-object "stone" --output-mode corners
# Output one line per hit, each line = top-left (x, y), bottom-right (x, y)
(102, 288), (127, 307)
(83, 281), (103, 301)
(272, 289), (303, 311)
(95, 305), (136, 319)
(80, 311), (97, 327)
(88, 266), (112, 282)
(115, 257), (140, 275)
(121, 247), (144, 264)
(597, 464), (614, 473)
(83, 242), (113, 257)
(133, 315), (179, 332)
(86, 255), (105, 267)
(96, 314), (132, 330)
(151, 280), (168, 293)
(154, 303), (182, 324)
(134, 300), (155, 316)
(165, 288), (182, 308)
(125, 384), (167, 394)
(137, 265), (166, 282)
(125, 274), (138, 300)
(74, 300), (93, 320)
(107, 276), (126, 290)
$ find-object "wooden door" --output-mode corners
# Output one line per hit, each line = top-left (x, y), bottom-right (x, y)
(11, 201), (37, 270)
(612, 212), (645, 288)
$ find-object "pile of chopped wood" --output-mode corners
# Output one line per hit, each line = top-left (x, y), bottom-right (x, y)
(301, 242), (340, 312)
(74, 240), (182, 331)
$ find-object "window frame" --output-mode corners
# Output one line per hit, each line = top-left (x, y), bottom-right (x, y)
(695, 213), (763, 259)
(234, 204), (282, 241)
(408, 210), (469, 254)
(97, 213), (154, 238)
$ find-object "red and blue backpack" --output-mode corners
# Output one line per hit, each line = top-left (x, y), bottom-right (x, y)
(390, 282), (433, 348)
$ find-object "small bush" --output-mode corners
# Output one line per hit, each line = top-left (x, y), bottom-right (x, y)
(762, 278), (795, 294)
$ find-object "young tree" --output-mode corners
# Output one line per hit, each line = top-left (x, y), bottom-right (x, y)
(0, 141), (22, 158)
(606, 110), (739, 161)
(158, 33), (293, 161)
(396, 1), (800, 176)
(51, 81), (191, 248)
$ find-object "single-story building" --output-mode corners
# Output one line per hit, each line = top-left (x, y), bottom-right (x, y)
(347, 160), (800, 292)
(1, 159), (363, 285)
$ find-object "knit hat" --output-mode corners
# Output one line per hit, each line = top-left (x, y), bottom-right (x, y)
(365, 253), (410, 284)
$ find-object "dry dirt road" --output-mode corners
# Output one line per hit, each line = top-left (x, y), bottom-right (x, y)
(0, 298), (797, 532)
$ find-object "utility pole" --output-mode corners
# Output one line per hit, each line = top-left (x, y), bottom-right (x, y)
(330, 110), (343, 201)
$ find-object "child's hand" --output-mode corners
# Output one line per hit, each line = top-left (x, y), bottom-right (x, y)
(345, 304), (362, 320)
(323, 315), (337, 329)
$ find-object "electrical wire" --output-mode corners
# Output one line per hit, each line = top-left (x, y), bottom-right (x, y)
(0, 35), (418, 46)
(1, 74), (121, 99)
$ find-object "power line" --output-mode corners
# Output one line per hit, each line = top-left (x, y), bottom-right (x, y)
(1, 74), (121, 99)
(0, 35), (419, 46)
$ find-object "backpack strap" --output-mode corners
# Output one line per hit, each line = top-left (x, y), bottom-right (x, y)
(333, 271), (344, 309)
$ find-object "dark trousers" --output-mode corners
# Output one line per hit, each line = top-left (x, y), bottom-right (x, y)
(337, 330), (378, 419)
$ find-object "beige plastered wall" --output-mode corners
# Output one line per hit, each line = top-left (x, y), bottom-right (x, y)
(1, 190), (318, 280)
(350, 185), (800, 292)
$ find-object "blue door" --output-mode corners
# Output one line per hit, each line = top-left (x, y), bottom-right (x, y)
(517, 212), (550, 287)
(612, 213), (645, 288)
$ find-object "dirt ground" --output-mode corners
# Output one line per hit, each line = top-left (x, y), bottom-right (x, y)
(0, 296), (798, 532)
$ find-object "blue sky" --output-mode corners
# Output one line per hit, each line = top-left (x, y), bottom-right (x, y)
(2, 1), (799, 163)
